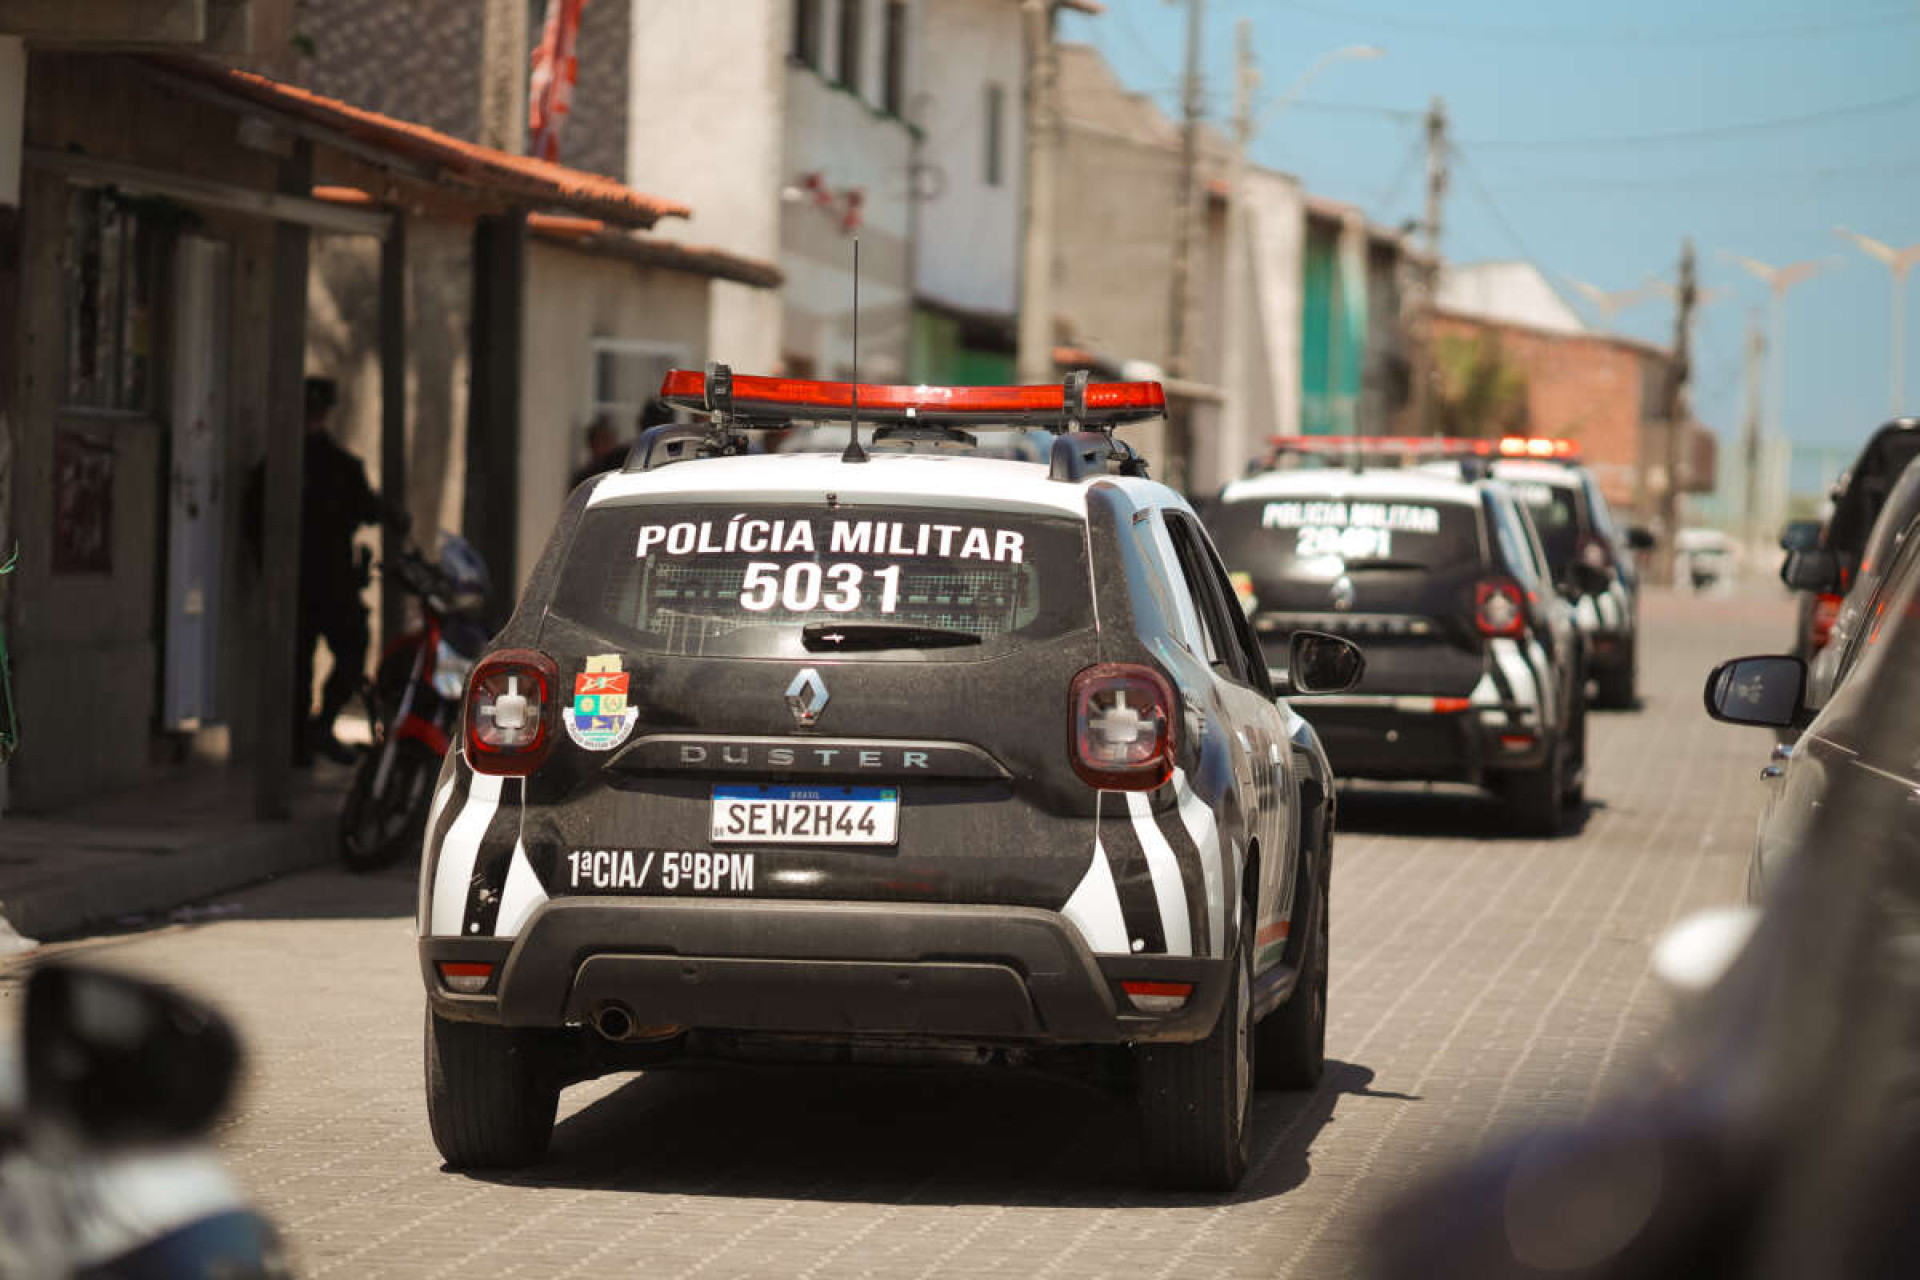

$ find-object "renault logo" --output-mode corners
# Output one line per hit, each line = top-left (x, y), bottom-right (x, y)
(785, 668), (829, 726)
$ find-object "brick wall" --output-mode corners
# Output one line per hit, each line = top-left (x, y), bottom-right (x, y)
(285, 0), (485, 142)
(1433, 310), (1673, 512)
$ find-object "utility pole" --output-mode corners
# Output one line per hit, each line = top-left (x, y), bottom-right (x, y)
(1163, 0), (1205, 490)
(1407, 95), (1447, 435)
(478, 0), (530, 153)
(1016, 0), (1059, 384)
(1218, 18), (1257, 491)
(1739, 308), (1767, 550)
(1658, 239), (1697, 586)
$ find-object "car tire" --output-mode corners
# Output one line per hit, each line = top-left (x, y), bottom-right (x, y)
(1594, 647), (1636, 710)
(1499, 734), (1568, 837)
(1561, 693), (1588, 810)
(1135, 907), (1255, 1192)
(1255, 878), (1326, 1091)
(425, 1009), (559, 1169)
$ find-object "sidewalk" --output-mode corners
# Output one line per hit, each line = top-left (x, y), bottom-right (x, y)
(0, 761), (354, 947)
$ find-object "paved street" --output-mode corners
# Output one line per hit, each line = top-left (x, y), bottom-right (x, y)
(4, 586), (1785, 1278)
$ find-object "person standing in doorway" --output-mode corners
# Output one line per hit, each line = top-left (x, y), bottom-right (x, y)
(294, 377), (393, 765)
(568, 414), (623, 491)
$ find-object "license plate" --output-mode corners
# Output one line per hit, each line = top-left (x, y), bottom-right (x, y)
(710, 785), (899, 845)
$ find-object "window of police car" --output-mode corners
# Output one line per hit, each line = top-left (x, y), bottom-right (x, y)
(1207, 494), (1484, 578)
(1507, 479), (1581, 574)
(1165, 512), (1272, 695)
(1486, 491), (1548, 604)
(551, 503), (1094, 659)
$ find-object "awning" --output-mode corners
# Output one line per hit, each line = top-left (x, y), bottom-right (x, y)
(145, 55), (689, 229)
(526, 214), (783, 289)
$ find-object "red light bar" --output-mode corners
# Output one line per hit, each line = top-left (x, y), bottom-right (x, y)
(1497, 436), (1580, 459)
(659, 368), (1166, 426)
(1267, 435), (1498, 456)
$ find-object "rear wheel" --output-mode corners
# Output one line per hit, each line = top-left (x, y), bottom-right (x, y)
(1594, 650), (1636, 710)
(1255, 878), (1327, 1090)
(1498, 733), (1568, 837)
(1136, 908), (1254, 1191)
(339, 738), (441, 872)
(425, 1010), (559, 1169)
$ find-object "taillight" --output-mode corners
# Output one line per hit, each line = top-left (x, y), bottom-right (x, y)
(465, 648), (558, 776)
(1809, 593), (1843, 652)
(1475, 578), (1526, 637)
(437, 961), (493, 994)
(1069, 663), (1176, 791)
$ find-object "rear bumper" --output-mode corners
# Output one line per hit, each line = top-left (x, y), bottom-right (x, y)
(421, 898), (1230, 1046)
(1294, 694), (1547, 781)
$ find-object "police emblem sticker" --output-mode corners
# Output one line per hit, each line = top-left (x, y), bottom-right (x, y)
(565, 654), (638, 751)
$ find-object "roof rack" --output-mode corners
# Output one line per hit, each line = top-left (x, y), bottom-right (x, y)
(630, 363), (1167, 473)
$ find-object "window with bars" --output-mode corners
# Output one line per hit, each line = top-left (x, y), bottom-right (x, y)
(590, 340), (688, 431)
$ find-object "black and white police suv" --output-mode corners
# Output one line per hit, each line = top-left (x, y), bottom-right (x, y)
(1475, 438), (1647, 710)
(417, 367), (1364, 1190)
(1207, 440), (1587, 834)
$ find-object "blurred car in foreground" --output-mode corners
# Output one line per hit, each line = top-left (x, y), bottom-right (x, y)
(1785, 417), (1919, 661)
(1365, 521), (1920, 1280)
(0, 963), (285, 1277)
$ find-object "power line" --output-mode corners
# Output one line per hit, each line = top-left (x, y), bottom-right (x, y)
(1270, 1), (1920, 46)
(1449, 143), (1551, 276)
(1482, 157), (1920, 194)
(1461, 86), (1920, 149)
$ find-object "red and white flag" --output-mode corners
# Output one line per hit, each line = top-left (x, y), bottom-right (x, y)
(528, 0), (589, 163)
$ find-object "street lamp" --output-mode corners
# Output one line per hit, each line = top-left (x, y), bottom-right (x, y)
(1561, 275), (1659, 331)
(1219, 34), (1384, 486)
(1833, 226), (1920, 414)
(1721, 252), (1838, 446)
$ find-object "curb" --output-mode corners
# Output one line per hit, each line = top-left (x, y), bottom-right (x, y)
(0, 814), (338, 943)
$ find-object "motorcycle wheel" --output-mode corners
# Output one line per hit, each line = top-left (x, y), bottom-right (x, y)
(339, 738), (442, 872)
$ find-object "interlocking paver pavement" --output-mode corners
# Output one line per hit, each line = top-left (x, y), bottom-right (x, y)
(0, 586), (1786, 1278)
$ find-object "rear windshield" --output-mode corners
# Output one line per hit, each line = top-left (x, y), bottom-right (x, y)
(550, 503), (1092, 658)
(1208, 494), (1482, 577)
(1503, 479), (1581, 573)
(1831, 432), (1920, 554)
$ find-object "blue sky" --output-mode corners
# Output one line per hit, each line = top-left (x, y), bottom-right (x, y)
(1060, 0), (1920, 493)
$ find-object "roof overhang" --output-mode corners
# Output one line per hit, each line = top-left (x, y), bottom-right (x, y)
(527, 215), (783, 289)
(143, 55), (689, 230)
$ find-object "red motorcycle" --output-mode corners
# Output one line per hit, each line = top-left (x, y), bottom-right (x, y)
(338, 536), (491, 871)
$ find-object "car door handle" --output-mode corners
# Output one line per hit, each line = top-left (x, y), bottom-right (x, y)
(1760, 765), (1785, 780)
(1770, 744), (1793, 762)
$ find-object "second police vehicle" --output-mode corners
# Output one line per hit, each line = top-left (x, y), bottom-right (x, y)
(1206, 437), (1589, 835)
(415, 367), (1366, 1191)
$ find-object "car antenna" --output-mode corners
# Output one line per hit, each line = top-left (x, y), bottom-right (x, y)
(841, 236), (869, 464)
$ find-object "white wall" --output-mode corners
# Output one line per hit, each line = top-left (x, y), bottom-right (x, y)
(517, 242), (711, 587)
(1438, 261), (1586, 336)
(626, 0), (789, 372)
(913, 0), (1020, 316)
(781, 47), (916, 378)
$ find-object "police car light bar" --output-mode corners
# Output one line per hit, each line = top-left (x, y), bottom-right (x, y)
(659, 366), (1166, 428)
(1497, 436), (1580, 459)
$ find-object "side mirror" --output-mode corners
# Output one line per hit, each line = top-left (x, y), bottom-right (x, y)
(1780, 547), (1842, 592)
(25, 963), (241, 1146)
(1286, 630), (1365, 695)
(1702, 654), (1806, 729)
(1778, 519), (1822, 553)
(1568, 560), (1611, 595)
(1625, 526), (1656, 552)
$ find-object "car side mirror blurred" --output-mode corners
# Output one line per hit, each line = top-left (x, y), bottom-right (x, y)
(1702, 655), (1807, 729)
(1778, 519), (1822, 553)
(1286, 630), (1365, 695)
(1780, 548), (1841, 592)
(25, 963), (241, 1147)
(1624, 526), (1655, 552)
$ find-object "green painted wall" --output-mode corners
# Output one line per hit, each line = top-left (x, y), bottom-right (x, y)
(910, 308), (1015, 385)
(1300, 222), (1365, 435)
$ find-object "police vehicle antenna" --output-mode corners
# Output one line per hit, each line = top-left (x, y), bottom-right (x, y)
(842, 237), (869, 464)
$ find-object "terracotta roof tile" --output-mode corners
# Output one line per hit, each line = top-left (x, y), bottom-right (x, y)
(153, 57), (689, 229)
(526, 214), (783, 289)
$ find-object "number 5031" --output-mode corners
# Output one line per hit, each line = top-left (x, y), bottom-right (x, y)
(738, 561), (903, 614)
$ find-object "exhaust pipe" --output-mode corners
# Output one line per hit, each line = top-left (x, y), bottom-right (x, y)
(592, 1003), (634, 1041)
